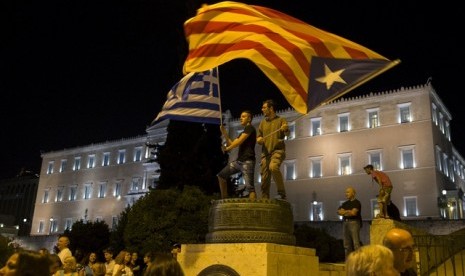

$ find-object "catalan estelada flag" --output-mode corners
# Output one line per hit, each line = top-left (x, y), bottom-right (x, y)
(183, 1), (400, 114)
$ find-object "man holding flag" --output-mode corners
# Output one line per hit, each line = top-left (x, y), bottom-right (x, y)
(217, 110), (257, 199)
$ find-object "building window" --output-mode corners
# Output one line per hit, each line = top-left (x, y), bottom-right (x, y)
(56, 187), (64, 202)
(60, 159), (67, 173)
(69, 186), (77, 201)
(367, 151), (382, 170)
(338, 113), (350, 132)
(84, 184), (92, 200)
(310, 117), (321, 136)
(112, 216), (118, 229)
(310, 202), (323, 221)
(287, 123), (295, 140)
(73, 157), (81, 171)
(442, 153), (449, 176)
(103, 152), (110, 166)
(399, 146), (415, 169)
(398, 103), (411, 123)
(47, 162), (54, 174)
(309, 157), (322, 178)
(118, 150), (126, 164)
(435, 146), (442, 171)
(50, 220), (58, 233)
(431, 103), (438, 125)
(98, 182), (106, 198)
(284, 161), (296, 180)
(38, 221), (44, 233)
(445, 121), (451, 140)
(338, 154), (352, 175)
(42, 190), (49, 203)
(64, 219), (73, 231)
(131, 178), (141, 191)
(367, 108), (379, 128)
(87, 154), (95, 169)
(438, 112), (445, 133)
(114, 182), (122, 197)
(404, 197), (418, 217)
(134, 147), (143, 162)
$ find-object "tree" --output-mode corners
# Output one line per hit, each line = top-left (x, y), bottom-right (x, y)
(122, 186), (214, 254)
(156, 121), (225, 195)
(294, 224), (345, 263)
(0, 236), (16, 265)
(64, 219), (110, 257)
(109, 205), (131, 255)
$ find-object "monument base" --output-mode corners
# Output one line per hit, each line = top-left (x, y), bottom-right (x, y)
(177, 243), (319, 276)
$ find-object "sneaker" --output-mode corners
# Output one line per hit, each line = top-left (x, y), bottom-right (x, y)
(241, 190), (250, 198)
(249, 192), (256, 200)
(274, 194), (287, 200)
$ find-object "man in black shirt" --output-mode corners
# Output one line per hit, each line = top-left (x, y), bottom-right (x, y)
(337, 187), (362, 259)
(217, 110), (256, 199)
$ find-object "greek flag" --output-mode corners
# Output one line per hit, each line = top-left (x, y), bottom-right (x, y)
(152, 68), (221, 125)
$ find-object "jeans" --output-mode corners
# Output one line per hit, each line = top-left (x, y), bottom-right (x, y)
(343, 220), (361, 258)
(217, 160), (255, 192)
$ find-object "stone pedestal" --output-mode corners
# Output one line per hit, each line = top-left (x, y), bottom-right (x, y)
(177, 243), (319, 276)
(177, 199), (319, 275)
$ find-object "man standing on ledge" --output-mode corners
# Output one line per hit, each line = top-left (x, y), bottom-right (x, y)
(257, 99), (289, 200)
(364, 164), (393, 219)
(217, 110), (256, 199)
(337, 187), (362, 259)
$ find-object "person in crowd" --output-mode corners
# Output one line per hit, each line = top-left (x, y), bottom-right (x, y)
(346, 244), (400, 276)
(257, 99), (290, 200)
(112, 250), (133, 276)
(39, 247), (51, 256)
(170, 244), (181, 261)
(103, 248), (115, 276)
(143, 253), (184, 276)
(49, 254), (63, 276)
(0, 249), (51, 276)
(141, 251), (153, 275)
(129, 251), (142, 276)
(364, 164), (393, 219)
(56, 255), (78, 276)
(56, 235), (73, 264)
(383, 228), (418, 276)
(337, 187), (362, 259)
(217, 110), (256, 199)
(79, 251), (99, 276)
(92, 262), (106, 276)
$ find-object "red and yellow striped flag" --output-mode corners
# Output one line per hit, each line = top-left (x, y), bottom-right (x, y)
(183, 1), (400, 114)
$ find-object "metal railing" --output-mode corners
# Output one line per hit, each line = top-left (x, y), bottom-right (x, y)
(413, 234), (465, 276)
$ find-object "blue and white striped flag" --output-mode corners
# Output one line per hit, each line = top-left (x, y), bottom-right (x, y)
(152, 68), (221, 125)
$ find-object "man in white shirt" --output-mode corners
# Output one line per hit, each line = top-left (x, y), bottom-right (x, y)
(56, 235), (72, 264)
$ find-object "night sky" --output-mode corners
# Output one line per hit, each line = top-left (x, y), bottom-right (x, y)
(2, 1), (464, 179)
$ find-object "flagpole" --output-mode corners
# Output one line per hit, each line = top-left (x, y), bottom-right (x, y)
(216, 67), (223, 126)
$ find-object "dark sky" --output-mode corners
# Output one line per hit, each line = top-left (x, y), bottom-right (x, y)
(2, 1), (464, 179)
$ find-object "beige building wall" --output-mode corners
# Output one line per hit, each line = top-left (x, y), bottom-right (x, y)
(30, 83), (465, 235)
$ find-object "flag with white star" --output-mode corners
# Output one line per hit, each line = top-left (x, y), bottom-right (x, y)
(308, 57), (398, 111)
(183, 1), (400, 114)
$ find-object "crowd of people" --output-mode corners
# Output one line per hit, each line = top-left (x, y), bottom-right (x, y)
(0, 236), (184, 276)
